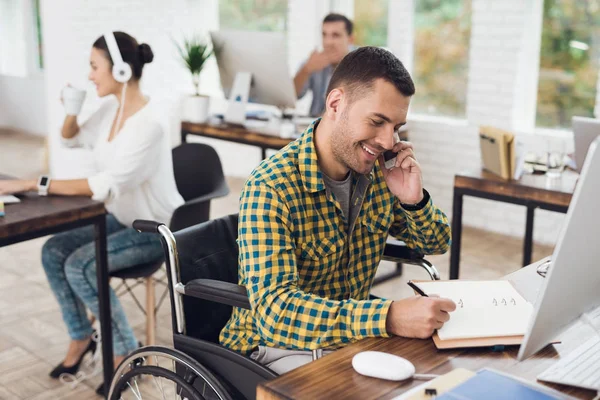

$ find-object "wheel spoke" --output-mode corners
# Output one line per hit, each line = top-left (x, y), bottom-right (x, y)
(151, 373), (167, 400)
(127, 381), (143, 400)
(133, 377), (142, 399)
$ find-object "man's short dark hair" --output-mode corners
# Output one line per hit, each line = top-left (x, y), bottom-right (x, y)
(323, 13), (353, 36)
(326, 46), (415, 102)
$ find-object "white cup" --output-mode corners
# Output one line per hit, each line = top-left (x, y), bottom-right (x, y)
(62, 86), (86, 116)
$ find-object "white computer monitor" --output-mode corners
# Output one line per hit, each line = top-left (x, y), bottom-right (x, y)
(210, 30), (297, 110)
(572, 116), (600, 173)
(517, 136), (600, 361)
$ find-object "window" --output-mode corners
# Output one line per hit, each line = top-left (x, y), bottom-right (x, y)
(0, 0), (42, 75)
(0, 0), (27, 76)
(219, 0), (288, 32)
(412, 0), (471, 118)
(353, 0), (388, 47)
(536, 0), (600, 129)
(33, 0), (43, 69)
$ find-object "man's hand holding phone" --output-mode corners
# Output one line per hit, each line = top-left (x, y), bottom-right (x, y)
(379, 141), (424, 205)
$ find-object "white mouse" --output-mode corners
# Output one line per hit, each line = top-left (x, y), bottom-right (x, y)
(352, 351), (416, 381)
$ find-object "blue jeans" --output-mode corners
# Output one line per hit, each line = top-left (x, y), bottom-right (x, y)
(41, 214), (163, 356)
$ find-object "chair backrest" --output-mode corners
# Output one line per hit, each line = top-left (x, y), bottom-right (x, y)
(172, 142), (226, 202)
(173, 214), (240, 343)
(170, 143), (228, 231)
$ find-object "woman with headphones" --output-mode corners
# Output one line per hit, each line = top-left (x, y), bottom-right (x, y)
(0, 31), (183, 390)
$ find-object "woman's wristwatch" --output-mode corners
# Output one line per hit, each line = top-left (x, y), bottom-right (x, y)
(37, 175), (51, 196)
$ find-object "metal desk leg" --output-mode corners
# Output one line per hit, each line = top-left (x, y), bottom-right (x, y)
(95, 215), (113, 397)
(181, 130), (187, 144)
(449, 189), (463, 280)
(261, 147), (267, 160)
(523, 206), (535, 267)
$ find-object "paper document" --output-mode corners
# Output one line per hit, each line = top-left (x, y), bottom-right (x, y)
(0, 195), (21, 204)
(415, 281), (533, 340)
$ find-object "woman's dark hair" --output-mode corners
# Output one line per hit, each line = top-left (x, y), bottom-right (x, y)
(93, 32), (154, 80)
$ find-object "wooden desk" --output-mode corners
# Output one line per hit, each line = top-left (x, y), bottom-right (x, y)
(0, 176), (114, 396)
(181, 121), (294, 159)
(449, 170), (577, 279)
(257, 259), (596, 399)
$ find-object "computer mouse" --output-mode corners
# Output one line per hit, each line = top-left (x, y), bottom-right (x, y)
(352, 351), (416, 381)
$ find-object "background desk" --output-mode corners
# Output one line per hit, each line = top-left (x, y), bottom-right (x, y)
(0, 176), (114, 396)
(450, 170), (576, 279)
(181, 121), (294, 160)
(257, 259), (596, 400)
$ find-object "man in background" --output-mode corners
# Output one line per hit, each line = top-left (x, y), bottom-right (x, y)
(294, 13), (354, 117)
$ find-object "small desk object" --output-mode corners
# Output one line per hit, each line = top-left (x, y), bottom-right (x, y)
(449, 169), (576, 279)
(0, 174), (114, 396)
(256, 260), (596, 399)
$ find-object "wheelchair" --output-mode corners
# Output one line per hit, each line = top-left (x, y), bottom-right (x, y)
(107, 214), (441, 400)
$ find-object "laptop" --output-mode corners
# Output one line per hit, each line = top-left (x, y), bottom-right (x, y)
(572, 116), (600, 172)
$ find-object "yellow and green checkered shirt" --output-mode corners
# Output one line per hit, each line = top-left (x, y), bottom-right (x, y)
(220, 120), (451, 355)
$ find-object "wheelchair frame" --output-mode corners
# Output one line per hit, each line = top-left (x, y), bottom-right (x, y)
(108, 219), (441, 400)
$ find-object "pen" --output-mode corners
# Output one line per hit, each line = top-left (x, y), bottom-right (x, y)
(407, 281), (429, 297)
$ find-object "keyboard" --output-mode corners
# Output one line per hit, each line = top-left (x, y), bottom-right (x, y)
(537, 336), (600, 391)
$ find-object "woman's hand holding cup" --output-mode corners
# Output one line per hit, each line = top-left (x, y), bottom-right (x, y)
(61, 84), (86, 116)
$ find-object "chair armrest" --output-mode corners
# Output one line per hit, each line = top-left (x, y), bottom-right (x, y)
(169, 182), (230, 231)
(182, 182), (230, 207)
(183, 279), (251, 309)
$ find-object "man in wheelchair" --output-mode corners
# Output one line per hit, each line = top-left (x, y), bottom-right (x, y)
(111, 46), (456, 400)
(220, 46), (456, 375)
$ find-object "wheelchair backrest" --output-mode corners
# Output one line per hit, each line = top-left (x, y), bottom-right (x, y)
(173, 214), (240, 343)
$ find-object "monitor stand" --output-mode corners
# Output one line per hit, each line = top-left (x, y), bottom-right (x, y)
(224, 71), (251, 126)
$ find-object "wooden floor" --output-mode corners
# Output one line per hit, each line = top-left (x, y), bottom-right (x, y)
(0, 130), (554, 399)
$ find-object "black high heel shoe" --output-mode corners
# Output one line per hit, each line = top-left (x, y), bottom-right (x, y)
(49, 336), (97, 379)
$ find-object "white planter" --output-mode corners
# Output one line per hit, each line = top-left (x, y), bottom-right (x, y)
(183, 95), (210, 123)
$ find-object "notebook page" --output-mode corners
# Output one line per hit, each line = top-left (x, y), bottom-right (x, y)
(415, 281), (534, 340)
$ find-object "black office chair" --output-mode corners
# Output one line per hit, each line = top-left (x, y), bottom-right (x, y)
(107, 214), (440, 399)
(110, 143), (229, 346)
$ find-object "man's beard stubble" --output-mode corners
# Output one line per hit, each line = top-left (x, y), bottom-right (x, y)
(330, 113), (373, 176)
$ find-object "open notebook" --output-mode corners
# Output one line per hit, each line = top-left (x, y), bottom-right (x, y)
(413, 280), (534, 341)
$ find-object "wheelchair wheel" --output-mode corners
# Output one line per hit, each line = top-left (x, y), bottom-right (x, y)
(109, 346), (233, 400)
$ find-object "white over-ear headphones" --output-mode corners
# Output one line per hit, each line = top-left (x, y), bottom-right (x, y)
(104, 31), (132, 83)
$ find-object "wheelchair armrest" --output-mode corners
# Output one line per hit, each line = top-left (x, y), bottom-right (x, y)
(382, 238), (441, 280)
(383, 239), (425, 260)
(183, 279), (251, 309)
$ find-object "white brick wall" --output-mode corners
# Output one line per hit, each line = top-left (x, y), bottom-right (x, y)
(409, 0), (565, 245)
(36, 0), (583, 245)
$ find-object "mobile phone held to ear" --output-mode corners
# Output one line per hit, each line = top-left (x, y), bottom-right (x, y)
(384, 150), (397, 169)
(384, 129), (403, 169)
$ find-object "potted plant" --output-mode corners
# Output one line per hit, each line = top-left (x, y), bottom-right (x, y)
(176, 35), (213, 123)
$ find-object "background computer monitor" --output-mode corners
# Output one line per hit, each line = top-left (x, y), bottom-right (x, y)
(210, 30), (297, 109)
(572, 116), (600, 173)
(517, 136), (600, 361)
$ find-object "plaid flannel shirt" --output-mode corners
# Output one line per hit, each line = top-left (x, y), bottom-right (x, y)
(220, 119), (451, 355)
